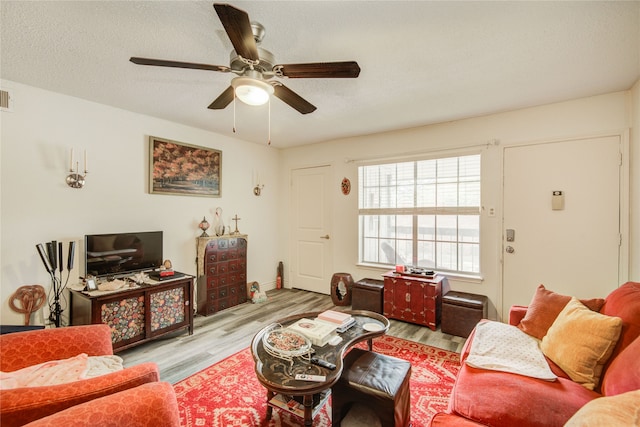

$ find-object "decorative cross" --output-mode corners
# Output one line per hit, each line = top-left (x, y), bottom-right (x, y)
(231, 214), (241, 234)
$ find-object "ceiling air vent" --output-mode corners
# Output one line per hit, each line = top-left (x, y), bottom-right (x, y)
(0, 89), (13, 112)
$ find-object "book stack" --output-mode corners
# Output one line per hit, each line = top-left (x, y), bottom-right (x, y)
(317, 310), (356, 333)
(148, 270), (184, 281)
(288, 318), (337, 347)
(268, 391), (330, 420)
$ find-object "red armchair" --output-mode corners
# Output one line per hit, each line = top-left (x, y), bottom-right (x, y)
(22, 382), (180, 427)
(0, 324), (160, 427)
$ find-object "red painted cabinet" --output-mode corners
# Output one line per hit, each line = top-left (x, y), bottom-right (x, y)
(382, 272), (447, 331)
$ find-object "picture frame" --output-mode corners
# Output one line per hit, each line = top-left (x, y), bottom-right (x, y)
(85, 278), (98, 292)
(149, 136), (222, 197)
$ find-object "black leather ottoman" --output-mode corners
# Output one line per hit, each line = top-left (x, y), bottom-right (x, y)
(332, 348), (411, 427)
(441, 291), (488, 338)
(352, 278), (384, 313)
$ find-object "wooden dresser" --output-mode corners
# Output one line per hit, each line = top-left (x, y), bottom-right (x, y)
(196, 234), (248, 316)
(382, 271), (448, 331)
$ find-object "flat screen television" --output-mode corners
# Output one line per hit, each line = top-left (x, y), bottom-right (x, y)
(85, 231), (163, 278)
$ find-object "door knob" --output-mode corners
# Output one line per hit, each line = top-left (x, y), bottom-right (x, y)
(506, 246), (515, 253)
(320, 235), (330, 239)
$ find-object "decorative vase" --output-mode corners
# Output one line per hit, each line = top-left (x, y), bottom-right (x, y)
(198, 216), (210, 237)
(214, 207), (225, 236)
(330, 273), (353, 306)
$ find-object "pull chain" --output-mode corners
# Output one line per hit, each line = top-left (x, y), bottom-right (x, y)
(233, 90), (237, 133)
(230, 90), (271, 144)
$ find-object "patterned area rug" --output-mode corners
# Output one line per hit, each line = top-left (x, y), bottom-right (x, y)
(174, 335), (460, 427)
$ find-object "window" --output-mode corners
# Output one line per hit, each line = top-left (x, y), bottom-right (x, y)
(358, 154), (481, 275)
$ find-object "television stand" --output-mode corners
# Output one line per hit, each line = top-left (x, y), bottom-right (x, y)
(69, 274), (194, 352)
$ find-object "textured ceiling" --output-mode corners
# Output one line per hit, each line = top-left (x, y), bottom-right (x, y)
(1, 1), (639, 148)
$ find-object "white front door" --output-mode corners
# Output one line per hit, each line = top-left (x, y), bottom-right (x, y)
(290, 165), (333, 294)
(502, 136), (622, 317)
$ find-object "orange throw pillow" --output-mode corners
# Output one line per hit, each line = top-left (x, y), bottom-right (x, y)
(517, 284), (605, 340)
(564, 389), (640, 426)
(541, 298), (622, 390)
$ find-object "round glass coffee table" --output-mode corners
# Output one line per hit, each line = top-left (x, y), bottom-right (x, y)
(250, 310), (390, 426)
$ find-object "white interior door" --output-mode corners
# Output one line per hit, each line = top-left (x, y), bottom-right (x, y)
(502, 136), (621, 317)
(290, 165), (333, 294)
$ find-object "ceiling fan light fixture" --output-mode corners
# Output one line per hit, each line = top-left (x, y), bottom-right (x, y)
(232, 77), (274, 106)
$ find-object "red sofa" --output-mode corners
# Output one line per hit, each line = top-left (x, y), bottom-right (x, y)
(0, 324), (160, 427)
(431, 282), (640, 427)
(22, 382), (180, 427)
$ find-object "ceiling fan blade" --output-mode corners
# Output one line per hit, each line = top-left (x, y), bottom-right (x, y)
(130, 57), (230, 72)
(208, 86), (235, 110)
(273, 84), (317, 114)
(213, 3), (259, 62)
(275, 61), (361, 78)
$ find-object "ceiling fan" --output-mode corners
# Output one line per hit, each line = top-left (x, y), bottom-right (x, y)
(130, 3), (361, 115)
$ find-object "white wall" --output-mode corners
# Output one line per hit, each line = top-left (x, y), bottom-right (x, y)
(279, 90), (637, 320)
(2, 81), (637, 326)
(631, 79), (640, 279)
(0, 80), (281, 325)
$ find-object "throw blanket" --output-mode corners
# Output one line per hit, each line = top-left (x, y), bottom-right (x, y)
(466, 321), (557, 381)
(0, 353), (123, 389)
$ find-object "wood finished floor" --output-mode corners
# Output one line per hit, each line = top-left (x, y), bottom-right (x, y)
(118, 288), (466, 384)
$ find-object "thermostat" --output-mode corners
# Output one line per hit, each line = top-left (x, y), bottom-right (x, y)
(552, 191), (564, 210)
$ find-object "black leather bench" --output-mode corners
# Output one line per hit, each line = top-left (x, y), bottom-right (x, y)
(441, 291), (488, 338)
(352, 278), (384, 314)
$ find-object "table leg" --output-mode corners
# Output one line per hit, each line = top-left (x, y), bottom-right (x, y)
(367, 338), (373, 350)
(266, 390), (275, 420)
(303, 394), (313, 426)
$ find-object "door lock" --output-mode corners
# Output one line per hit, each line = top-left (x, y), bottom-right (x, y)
(320, 235), (330, 239)
(506, 246), (515, 254)
(506, 229), (515, 242)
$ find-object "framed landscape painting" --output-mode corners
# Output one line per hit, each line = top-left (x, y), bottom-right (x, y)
(149, 136), (221, 197)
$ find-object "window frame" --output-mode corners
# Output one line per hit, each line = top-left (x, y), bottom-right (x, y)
(357, 152), (482, 276)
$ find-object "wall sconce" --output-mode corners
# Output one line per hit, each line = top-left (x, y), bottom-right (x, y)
(66, 148), (88, 189)
(253, 184), (264, 196)
(253, 169), (264, 196)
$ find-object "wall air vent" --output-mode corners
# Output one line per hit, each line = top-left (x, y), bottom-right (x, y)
(0, 89), (13, 112)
